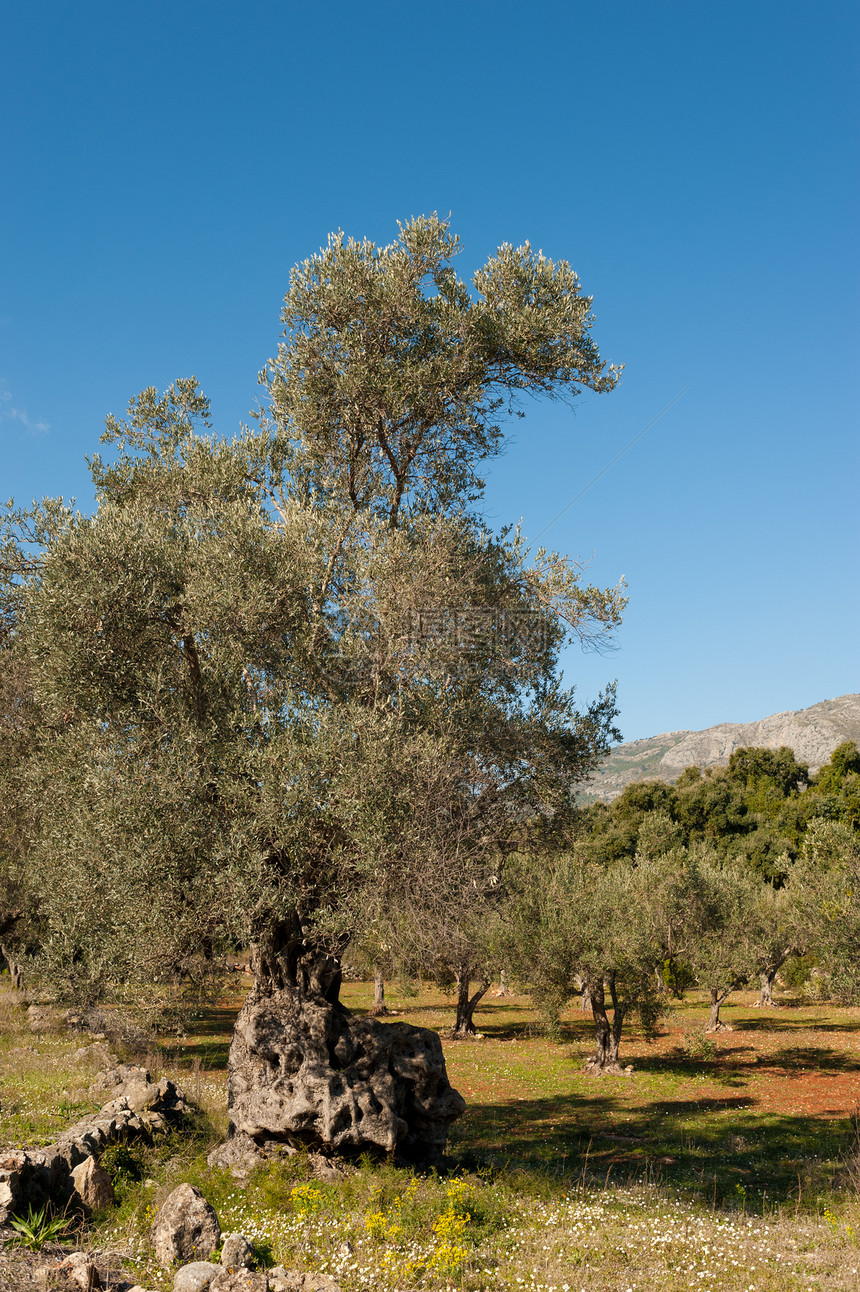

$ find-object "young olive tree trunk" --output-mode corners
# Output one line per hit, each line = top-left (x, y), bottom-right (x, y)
(705, 986), (735, 1032)
(0, 943), (23, 991)
(493, 969), (513, 998)
(372, 965), (388, 1016)
(584, 977), (627, 1074)
(452, 971), (490, 1038)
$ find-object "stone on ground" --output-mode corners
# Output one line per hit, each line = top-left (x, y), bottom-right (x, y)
(220, 1234), (256, 1268)
(267, 1272), (342, 1292)
(172, 1262), (222, 1292)
(36, 1251), (101, 1290)
(71, 1154), (116, 1210)
(151, 1182), (221, 1267)
(210, 1269), (268, 1291)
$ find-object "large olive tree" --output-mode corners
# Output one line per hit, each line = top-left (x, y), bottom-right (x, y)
(6, 216), (623, 1158)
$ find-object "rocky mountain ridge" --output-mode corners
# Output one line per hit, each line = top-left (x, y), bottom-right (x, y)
(581, 693), (860, 803)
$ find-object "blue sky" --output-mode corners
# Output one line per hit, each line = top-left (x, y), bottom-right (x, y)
(2, 1), (857, 742)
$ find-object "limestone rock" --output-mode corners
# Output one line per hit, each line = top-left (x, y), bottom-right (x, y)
(151, 1183), (221, 1267)
(581, 692), (860, 803)
(209, 1270), (268, 1292)
(220, 1234), (256, 1268)
(90, 1065), (187, 1118)
(206, 1131), (265, 1178)
(172, 1262), (222, 1292)
(71, 1043), (114, 1067)
(0, 1150), (27, 1222)
(71, 1154), (116, 1211)
(36, 1251), (101, 1290)
(267, 1273), (341, 1292)
(222, 985), (464, 1164)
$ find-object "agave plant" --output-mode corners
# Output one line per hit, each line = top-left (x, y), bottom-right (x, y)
(7, 1203), (73, 1252)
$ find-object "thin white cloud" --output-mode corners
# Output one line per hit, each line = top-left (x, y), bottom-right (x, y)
(0, 382), (50, 434)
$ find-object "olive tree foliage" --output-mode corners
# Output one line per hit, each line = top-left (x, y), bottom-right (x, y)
(500, 814), (695, 1072)
(682, 853), (760, 1032)
(792, 820), (860, 1001)
(3, 216), (624, 1011)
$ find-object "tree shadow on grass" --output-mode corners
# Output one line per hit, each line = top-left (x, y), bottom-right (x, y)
(733, 1014), (860, 1035)
(630, 1040), (860, 1081)
(452, 1086), (852, 1208)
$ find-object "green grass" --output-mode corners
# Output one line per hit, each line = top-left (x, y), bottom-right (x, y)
(0, 989), (104, 1146)
(5, 977), (860, 1289)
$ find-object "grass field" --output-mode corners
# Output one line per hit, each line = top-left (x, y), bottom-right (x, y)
(3, 978), (860, 1290)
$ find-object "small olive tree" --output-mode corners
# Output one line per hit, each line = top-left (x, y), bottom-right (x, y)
(500, 833), (693, 1073)
(683, 851), (760, 1032)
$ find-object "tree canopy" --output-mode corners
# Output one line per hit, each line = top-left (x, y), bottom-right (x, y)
(0, 215), (625, 1015)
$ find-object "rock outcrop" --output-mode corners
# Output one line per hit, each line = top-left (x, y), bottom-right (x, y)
(581, 693), (860, 803)
(0, 1064), (187, 1223)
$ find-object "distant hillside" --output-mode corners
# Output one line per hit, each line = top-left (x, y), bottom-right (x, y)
(581, 694), (860, 803)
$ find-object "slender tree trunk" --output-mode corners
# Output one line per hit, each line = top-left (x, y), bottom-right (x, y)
(372, 965), (388, 1016)
(705, 986), (734, 1032)
(493, 970), (513, 997)
(0, 943), (23, 991)
(584, 978), (627, 1073)
(451, 971), (490, 1038)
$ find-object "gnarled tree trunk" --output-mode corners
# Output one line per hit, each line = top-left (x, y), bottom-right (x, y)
(757, 970), (776, 1007)
(754, 949), (792, 1007)
(451, 970), (490, 1038)
(0, 942), (23, 991)
(211, 915), (464, 1170)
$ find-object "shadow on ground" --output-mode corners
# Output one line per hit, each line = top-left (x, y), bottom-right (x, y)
(451, 1085), (854, 1208)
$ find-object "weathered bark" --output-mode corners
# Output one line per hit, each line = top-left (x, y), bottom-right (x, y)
(215, 917), (465, 1167)
(584, 978), (627, 1074)
(754, 949), (792, 1006)
(493, 969), (514, 998)
(372, 966), (388, 1016)
(451, 971), (490, 1038)
(757, 970), (776, 1007)
(704, 986), (734, 1032)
